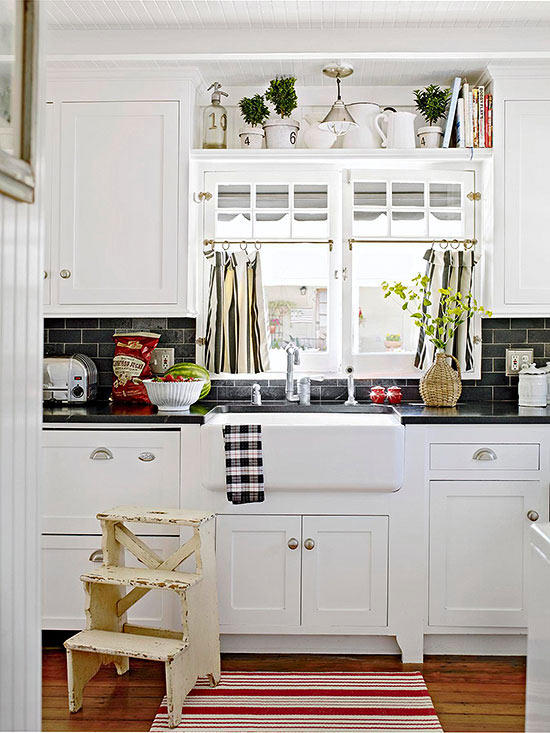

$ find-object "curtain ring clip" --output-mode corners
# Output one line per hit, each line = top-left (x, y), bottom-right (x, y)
(450, 239), (460, 250)
(222, 241), (230, 251)
(255, 242), (262, 251)
(240, 241), (248, 253)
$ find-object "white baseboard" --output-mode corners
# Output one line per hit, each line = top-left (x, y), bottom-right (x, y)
(221, 633), (527, 656)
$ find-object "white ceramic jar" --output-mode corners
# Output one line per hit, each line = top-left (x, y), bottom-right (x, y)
(518, 363), (548, 407)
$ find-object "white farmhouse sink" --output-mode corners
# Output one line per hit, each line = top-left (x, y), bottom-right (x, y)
(200, 411), (404, 492)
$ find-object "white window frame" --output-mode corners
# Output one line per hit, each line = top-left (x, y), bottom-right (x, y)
(342, 168), (481, 379)
(196, 169), (341, 377)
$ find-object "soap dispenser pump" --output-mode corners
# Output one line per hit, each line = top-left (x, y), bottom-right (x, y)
(203, 82), (228, 149)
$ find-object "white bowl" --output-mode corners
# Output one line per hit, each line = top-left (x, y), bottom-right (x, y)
(143, 379), (205, 412)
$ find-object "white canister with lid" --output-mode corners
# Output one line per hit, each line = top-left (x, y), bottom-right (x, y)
(518, 363), (548, 407)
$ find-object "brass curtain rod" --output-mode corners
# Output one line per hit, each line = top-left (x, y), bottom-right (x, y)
(203, 238), (334, 253)
(348, 237), (477, 251)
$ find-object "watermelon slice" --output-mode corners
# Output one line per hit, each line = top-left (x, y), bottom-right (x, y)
(165, 362), (211, 400)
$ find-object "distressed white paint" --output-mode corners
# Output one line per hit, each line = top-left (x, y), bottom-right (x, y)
(0, 5), (44, 728)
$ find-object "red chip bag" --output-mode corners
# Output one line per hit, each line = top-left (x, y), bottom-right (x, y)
(111, 331), (160, 403)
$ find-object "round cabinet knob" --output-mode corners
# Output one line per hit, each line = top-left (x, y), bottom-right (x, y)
(88, 550), (103, 563)
(287, 538), (299, 550)
(59, 269), (71, 279)
(527, 510), (540, 522)
(138, 452), (156, 462)
(304, 538), (315, 550)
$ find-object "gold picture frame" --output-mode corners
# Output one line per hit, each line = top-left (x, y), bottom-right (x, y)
(0, 0), (38, 203)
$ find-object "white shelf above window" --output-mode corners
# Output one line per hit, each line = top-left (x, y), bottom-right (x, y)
(191, 148), (492, 162)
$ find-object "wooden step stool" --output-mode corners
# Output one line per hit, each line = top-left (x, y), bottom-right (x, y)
(64, 506), (220, 727)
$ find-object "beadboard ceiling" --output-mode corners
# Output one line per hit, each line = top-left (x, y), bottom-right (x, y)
(46, 1), (550, 31)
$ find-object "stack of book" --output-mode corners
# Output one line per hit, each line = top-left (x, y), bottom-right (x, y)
(443, 77), (493, 148)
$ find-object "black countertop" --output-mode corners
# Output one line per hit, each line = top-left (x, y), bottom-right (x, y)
(42, 400), (550, 425)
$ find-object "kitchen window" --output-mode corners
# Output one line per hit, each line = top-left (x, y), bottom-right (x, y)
(199, 171), (340, 374)
(197, 166), (480, 379)
(342, 169), (478, 378)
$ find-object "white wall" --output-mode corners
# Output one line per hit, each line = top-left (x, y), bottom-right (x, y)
(0, 10), (44, 732)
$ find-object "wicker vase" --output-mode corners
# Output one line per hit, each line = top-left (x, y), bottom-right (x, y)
(419, 349), (462, 407)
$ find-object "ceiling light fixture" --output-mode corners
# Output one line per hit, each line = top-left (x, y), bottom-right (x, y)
(319, 63), (357, 137)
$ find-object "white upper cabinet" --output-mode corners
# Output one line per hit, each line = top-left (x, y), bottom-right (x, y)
(490, 66), (550, 314)
(503, 100), (550, 306)
(45, 74), (197, 315)
(58, 100), (178, 306)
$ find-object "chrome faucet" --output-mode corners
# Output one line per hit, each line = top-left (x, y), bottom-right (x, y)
(284, 339), (301, 402)
(344, 366), (358, 406)
(251, 383), (262, 406)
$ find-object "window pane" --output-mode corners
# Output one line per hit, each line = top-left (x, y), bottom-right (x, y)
(293, 212), (329, 237)
(391, 211), (425, 236)
(354, 182), (386, 207)
(294, 184), (327, 209)
(216, 212), (252, 238)
(353, 210), (388, 236)
(256, 184), (289, 208)
(392, 183), (424, 207)
(352, 242), (427, 354)
(254, 212), (291, 238)
(217, 184), (250, 208)
(429, 183), (461, 207)
(262, 242), (329, 367)
(429, 211), (463, 237)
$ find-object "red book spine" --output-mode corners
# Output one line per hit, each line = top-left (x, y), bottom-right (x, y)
(484, 94), (489, 147)
(488, 95), (493, 147)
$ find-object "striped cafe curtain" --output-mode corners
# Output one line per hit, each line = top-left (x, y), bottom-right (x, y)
(415, 248), (478, 373)
(204, 250), (270, 374)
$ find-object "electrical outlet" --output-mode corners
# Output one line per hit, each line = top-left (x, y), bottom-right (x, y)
(150, 348), (175, 375)
(505, 348), (534, 376)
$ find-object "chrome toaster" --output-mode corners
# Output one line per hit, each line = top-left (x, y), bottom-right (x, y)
(43, 354), (98, 403)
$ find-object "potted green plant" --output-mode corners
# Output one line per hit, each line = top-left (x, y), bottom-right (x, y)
(382, 274), (492, 406)
(413, 84), (452, 148)
(263, 76), (300, 149)
(238, 94), (269, 149)
(384, 333), (402, 351)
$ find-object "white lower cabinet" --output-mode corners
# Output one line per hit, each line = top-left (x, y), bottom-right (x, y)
(216, 514), (388, 631)
(42, 535), (182, 630)
(429, 480), (548, 627)
(302, 515), (388, 627)
(216, 515), (302, 628)
(42, 429), (181, 534)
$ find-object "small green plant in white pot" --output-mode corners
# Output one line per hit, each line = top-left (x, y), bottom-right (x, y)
(263, 76), (300, 149)
(238, 94), (269, 149)
(413, 84), (452, 148)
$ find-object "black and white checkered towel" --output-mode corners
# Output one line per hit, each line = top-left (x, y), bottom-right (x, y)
(222, 424), (265, 504)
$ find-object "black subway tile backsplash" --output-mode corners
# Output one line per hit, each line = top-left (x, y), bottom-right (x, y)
(44, 315), (550, 404)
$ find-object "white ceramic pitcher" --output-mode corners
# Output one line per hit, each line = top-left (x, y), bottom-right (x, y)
(342, 102), (381, 148)
(375, 109), (417, 149)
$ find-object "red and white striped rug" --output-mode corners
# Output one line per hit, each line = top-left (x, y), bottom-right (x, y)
(149, 671), (442, 732)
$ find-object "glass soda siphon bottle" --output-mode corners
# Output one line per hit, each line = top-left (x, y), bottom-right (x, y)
(202, 82), (228, 149)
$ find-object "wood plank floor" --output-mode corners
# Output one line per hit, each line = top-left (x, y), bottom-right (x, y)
(43, 648), (526, 732)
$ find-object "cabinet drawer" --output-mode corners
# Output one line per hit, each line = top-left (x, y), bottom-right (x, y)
(42, 430), (180, 533)
(430, 443), (540, 471)
(42, 535), (182, 630)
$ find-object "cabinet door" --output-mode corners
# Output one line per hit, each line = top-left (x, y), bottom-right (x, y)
(43, 102), (54, 306)
(42, 429), (180, 534)
(58, 100), (178, 305)
(301, 516), (388, 627)
(505, 100), (550, 305)
(216, 515), (301, 628)
(429, 480), (548, 627)
(42, 535), (181, 630)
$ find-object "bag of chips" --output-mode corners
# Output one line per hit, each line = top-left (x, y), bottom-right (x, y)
(111, 331), (160, 403)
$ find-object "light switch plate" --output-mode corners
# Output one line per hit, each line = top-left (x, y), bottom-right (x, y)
(150, 348), (175, 375)
(505, 348), (534, 376)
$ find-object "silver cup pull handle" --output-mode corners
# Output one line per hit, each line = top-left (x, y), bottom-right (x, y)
(472, 448), (497, 461)
(89, 447), (114, 461)
(89, 550), (103, 563)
